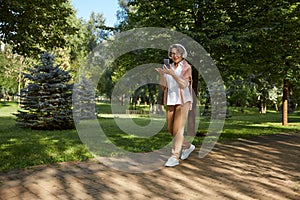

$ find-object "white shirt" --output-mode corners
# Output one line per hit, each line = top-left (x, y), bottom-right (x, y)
(165, 61), (192, 105)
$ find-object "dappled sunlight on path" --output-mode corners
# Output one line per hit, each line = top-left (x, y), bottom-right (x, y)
(0, 132), (299, 199)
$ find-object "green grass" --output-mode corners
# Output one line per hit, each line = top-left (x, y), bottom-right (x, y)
(0, 102), (299, 171)
(0, 102), (92, 171)
(98, 117), (172, 153)
(196, 107), (300, 143)
(96, 102), (112, 114)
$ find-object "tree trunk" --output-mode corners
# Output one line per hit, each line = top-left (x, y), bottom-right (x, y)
(18, 71), (22, 107)
(260, 101), (267, 114)
(187, 67), (199, 136)
(274, 103), (279, 112)
(18, 57), (25, 107)
(282, 79), (288, 126)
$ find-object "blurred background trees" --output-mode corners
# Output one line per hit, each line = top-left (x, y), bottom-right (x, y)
(0, 0), (299, 127)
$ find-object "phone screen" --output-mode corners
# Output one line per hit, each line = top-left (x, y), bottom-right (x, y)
(163, 59), (170, 69)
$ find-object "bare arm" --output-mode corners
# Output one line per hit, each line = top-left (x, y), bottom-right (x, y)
(155, 67), (167, 90)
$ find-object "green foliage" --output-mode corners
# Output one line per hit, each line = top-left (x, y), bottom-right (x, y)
(0, 0), (77, 58)
(0, 49), (23, 98)
(116, 0), (300, 111)
(84, 12), (110, 50)
(1, 0), (299, 121)
(97, 67), (114, 99)
(66, 11), (109, 81)
(101, 48), (166, 105)
(226, 75), (257, 107)
(15, 52), (74, 130)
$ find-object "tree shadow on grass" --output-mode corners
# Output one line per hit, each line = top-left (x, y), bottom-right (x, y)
(0, 117), (91, 171)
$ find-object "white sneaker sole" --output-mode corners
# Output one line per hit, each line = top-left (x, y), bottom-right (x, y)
(181, 145), (195, 160)
(165, 162), (179, 167)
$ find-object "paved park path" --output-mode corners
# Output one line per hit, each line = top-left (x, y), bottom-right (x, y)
(0, 132), (299, 200)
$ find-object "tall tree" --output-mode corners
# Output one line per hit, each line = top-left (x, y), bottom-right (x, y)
(119, 0), (300, 125)
(84, 12), (109, 51)
(66, 11), (109, 80)
(0, 0), (77, 58)
(0, 44), (26, 101)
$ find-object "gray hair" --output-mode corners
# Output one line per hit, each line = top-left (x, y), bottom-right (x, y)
(168, 44), (187, 59)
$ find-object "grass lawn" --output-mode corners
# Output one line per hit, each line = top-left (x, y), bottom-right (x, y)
(0, 102), (92, 171)
(0, 102), (299, 171)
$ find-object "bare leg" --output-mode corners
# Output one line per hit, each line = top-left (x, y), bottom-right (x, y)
(169, 102), (191, 158)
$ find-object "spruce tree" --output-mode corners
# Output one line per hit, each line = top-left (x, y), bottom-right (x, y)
(15, 52), (74, 130)
(72, 76), (96, 123)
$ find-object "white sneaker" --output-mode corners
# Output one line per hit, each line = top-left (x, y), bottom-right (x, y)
(165, 156), (179, 167)
(180, 144), (195, 160)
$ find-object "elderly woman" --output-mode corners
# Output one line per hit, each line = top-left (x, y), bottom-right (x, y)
(155, 44), (195, 167)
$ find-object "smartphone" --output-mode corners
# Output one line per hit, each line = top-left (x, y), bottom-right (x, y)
(163, 58), (170, 69)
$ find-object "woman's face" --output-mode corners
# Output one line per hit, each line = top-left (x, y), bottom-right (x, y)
(170, 48), (183, 64)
